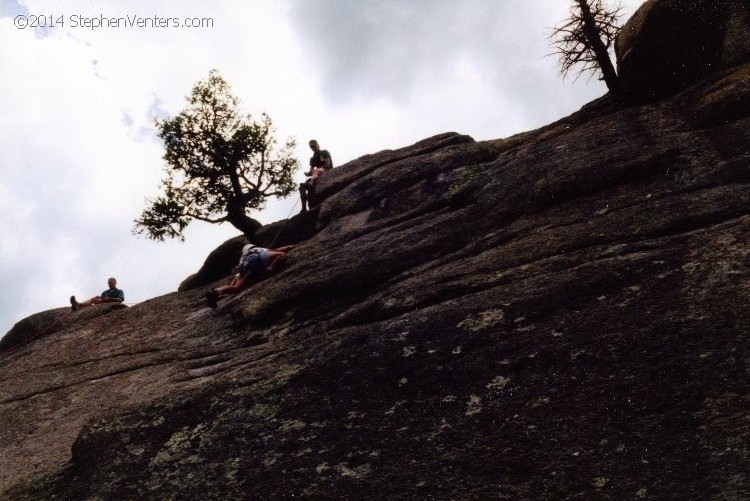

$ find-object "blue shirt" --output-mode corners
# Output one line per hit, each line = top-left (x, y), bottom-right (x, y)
(101, 288), (124, 301)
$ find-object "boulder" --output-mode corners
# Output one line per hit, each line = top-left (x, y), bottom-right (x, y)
(616, 0), (750, 101)
(177, 235), (249, 291)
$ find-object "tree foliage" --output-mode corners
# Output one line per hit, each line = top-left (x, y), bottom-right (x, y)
(549, 0), (623, 94)
(134, 70), (299, 241)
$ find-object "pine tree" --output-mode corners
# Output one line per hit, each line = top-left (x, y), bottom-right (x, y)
(134, 70), (299, 241)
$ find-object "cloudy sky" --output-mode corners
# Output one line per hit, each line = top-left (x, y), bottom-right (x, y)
(0, 0), (644, 337)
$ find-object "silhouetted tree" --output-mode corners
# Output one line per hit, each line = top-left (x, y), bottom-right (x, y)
(134, 70), (299, 241)
(549, 0), (623, 94)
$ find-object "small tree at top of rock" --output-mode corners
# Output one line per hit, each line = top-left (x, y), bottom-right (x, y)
(548, 0), (623, 94)
(134, 70), (299, 241)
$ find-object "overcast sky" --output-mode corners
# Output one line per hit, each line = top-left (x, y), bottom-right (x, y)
(0, 0), (644, 337)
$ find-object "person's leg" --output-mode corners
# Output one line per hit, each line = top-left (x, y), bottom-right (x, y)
(207, 275), (245, 308)
(217, 275), (248, 295)
(72, 295), (100, 310)
(299, 183), (308, 212)
(307, 183), (317, 209)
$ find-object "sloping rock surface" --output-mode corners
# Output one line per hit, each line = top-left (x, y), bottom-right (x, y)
(2, 63), (749, 499)
(0, 304), (127, 353)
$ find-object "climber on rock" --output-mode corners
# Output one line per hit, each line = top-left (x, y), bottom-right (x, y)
(300, 139), (333, 212)
(205, 244), (295, 308)
(70, 277), (125, 311)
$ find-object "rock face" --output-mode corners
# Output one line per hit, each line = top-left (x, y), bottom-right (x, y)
(616, 0), (750, 101)
(2, 63), (749, 499)
(0, 304), (127, 353)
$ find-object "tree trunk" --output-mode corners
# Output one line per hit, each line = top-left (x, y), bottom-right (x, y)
(226, 203), (262, 237)
(578, 0), (621, 95)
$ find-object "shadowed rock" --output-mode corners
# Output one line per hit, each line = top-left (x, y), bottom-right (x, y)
(616, 0), (750, 102)
(2, 39), (749, 501)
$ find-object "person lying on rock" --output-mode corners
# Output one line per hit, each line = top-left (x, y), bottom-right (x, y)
(299, 139), (333, 212)
(70, 277), (124, 311)
(205, 244), (295, 308)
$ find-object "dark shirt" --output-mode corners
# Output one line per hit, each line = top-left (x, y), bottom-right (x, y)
(101, 288), (125, 301)
(310, 150), (333, 170)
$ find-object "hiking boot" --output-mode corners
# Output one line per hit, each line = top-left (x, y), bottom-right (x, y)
(70, 296), (79, 311)
(206, 289), (219, 309)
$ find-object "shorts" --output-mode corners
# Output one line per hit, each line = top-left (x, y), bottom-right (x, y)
(237, 248), (270, 277)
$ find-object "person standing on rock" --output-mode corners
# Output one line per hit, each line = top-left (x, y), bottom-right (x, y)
(205, 244), (295, 308)
(70, 277), (125, 311)
(299, 139), (333, 212)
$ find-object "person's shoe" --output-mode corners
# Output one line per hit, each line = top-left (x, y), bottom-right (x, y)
(206, 289), (219, 309)
(70, 296), (79, 311)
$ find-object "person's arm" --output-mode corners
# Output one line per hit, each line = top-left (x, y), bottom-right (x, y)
(272, 245), (296, 252)
(305, 159), (316, 176)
